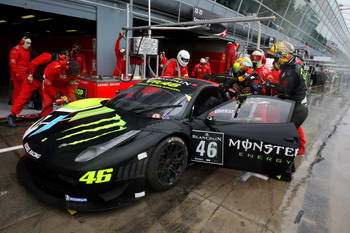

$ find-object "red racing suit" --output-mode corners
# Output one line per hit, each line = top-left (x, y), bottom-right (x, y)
(72, 52), (87, 75)
(9, 45), (31, 104)
(42, 60), (77, 117)
(159, 56), (168, 72)
(10, 53), (56, 115)
(225, 43), (240, 71)
(191, 63), (211, 79)
(163, 60), (188, 77)
(112, 34), (144, 77)
(113, 34), (126, 77)
(254, 65), (271, 95)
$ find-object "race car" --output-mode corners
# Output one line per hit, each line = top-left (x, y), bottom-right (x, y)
(17, 77), (300, 211)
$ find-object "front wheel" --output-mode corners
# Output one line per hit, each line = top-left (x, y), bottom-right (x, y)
(147, 137), (188, 191)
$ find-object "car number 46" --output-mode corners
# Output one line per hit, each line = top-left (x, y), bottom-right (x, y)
(79, 168), (114, 184)
(196, 141), (218, 158)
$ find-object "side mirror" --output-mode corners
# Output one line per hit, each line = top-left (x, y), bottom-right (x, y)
(204, 115), (215, 125)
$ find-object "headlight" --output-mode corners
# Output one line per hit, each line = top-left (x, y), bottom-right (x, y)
(75, 130), (141, 162)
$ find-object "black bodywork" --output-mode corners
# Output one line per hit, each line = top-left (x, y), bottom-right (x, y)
(17, 77), (299, 211)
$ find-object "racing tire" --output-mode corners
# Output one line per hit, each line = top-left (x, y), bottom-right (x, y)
(147, 136), (188, 192)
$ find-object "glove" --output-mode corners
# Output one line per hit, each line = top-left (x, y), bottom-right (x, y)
(55, 96), (69, 105)
(236, 93), (250, 104)
(55, 98), (64, 105)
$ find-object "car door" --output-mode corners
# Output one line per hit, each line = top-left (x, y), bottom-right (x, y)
(190, 95), (299, 181)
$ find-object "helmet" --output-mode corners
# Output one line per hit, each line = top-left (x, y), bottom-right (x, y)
(177, 50), (190, 67)
(267, 41), (295, 70)
(200, 58), (206, 63)
(251, 49), (266, 68)
(233, 57), (253, 81)
(66, 61), (80, 75)
(120, 48), (126, 54)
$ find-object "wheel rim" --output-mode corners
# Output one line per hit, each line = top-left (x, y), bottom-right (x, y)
(155, 142), (187, 186)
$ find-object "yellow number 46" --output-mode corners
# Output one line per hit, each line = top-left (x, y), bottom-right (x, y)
(79, 168), (113, 184)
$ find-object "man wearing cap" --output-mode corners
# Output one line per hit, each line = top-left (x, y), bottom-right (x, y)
(113, 32), (126, 78)
(9, 36), (32, 104)
(159, 51), (168, 73)
(191, 58), (211, 79)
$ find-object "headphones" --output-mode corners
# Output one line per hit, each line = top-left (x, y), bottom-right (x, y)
(58, 50), (70, 60)
(19, 36), (27, 45)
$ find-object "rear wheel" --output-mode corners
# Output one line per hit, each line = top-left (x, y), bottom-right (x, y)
(148, 137), (188, 191)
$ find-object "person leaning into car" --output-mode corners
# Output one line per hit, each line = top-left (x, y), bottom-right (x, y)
(41, 60), (80, 117)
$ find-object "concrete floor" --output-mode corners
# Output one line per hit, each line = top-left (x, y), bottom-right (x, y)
(1, 81), (350, 233)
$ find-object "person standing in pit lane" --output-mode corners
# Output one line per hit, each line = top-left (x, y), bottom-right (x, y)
(159, 51), (168, 73)
(225, 41), (240, 72)
(71, 43), (87, 76)
(191, 58), (211, 79)
(41, 60), (80, 118)
(250, 49), (271, 95)
(7, 51), (71, 128)
(162, 50), (190, 77)
(113, 32), (126, 78)
(9, 36), (32, 105)
(267, 41), (308, 154)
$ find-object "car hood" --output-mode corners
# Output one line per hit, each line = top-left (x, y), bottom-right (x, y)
(22, 98), (162, 163)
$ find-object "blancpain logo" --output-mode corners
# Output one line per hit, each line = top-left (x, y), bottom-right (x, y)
(192, 133), (222, 142)
(24, 143), (41, 159)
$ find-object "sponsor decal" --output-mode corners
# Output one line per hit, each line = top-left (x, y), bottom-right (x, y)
(228, 138), (297, 157)
(24, 143), (41, 159)
(79, 168), (113, 184)
(57, 114), (127, 147)
(139, 78), (197, 92)
(65, 194), (88, 202)
(191, 130), (224, 165)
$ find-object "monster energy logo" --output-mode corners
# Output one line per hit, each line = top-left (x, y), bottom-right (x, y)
(229, 138), (298, 157)
(57, 114), (127, 147)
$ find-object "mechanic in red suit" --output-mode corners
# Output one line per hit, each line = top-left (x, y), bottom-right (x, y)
(159, 51), (168, 73)
(191, 58), (211, 79)
(113, 32), (145, 78)
(250, 49), (271, 95)
(225, 41), (240, 72)
(71, 43), (87, 76)
(9, 36), (31, 105)
(162, 50), (190, 77)
(7, 51), (71, 128)
(41, 60), (80, 117)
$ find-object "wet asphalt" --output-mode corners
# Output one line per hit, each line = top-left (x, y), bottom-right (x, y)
(1, 80), (350, 233)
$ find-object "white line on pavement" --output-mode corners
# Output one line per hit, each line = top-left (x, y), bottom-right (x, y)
(0, 145), (23, 154)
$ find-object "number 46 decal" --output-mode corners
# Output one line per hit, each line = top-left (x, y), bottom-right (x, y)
(79, 168), (113, 184)
(191, 130), (224, 165)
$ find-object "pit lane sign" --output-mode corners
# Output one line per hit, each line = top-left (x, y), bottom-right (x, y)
(192, 6), (227, 34)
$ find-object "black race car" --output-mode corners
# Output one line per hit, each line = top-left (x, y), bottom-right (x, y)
(17, 77), (300, 211)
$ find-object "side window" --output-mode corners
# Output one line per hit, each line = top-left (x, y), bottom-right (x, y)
(209, 96), (294, 123)
(193, 87), (223, 116)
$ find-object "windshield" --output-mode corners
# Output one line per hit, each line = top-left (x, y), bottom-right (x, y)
(106, 79), (196, 118)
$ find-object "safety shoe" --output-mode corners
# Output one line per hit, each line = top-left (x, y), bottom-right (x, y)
(7, 114), (17, 128)
(297, 145), (306, 155)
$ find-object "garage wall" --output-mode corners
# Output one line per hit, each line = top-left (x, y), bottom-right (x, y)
(1, 0), (96, 20)
(96, 5), (128, 76)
